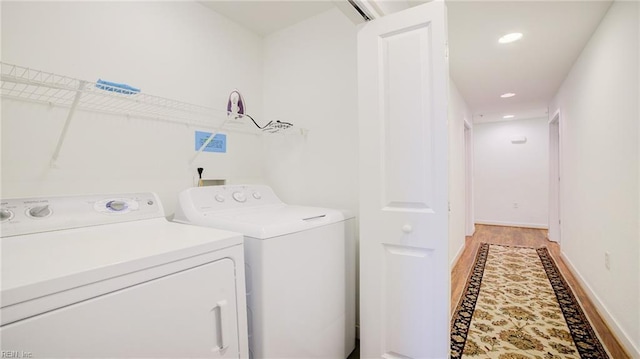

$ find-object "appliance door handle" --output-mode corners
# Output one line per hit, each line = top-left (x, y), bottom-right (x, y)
(212, 300), (230, 352)
(302, 214), (326, 221)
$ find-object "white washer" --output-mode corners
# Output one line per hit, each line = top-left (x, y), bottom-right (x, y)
(174, 185), (356, 359)
(1, 192), (249, 358)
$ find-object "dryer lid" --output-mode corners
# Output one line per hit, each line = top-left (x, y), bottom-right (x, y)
(1, 219), (242, 314)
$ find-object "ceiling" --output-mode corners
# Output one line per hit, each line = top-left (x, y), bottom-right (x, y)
(200, 1), (335, 36)
(447, 0), (612, 123)
(200, 0), (613, 124)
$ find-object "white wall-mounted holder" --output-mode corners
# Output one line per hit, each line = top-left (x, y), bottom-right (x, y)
(511, 136), (527, 144)
(0, 62), (307, 168)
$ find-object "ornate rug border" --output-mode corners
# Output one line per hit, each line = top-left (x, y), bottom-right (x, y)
(537, 247), (610, 358)
(450, 242), (490, 359)
(450, 243), (610, 359)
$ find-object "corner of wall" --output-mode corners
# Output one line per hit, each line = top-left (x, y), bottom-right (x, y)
(448, 79), (472, 265)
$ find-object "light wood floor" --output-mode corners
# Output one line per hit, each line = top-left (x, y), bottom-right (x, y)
(451, 224), (630, 359)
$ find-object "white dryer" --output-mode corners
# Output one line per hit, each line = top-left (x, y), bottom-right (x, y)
(174, 185), (356, 359)
(1, 192), (249, 358)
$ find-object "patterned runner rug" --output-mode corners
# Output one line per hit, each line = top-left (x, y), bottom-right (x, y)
(451, 243), (609, 359)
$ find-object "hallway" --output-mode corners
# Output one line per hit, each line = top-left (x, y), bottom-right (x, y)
(451, 225), (630, 358)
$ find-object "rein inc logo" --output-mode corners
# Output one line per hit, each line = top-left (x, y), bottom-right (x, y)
(1, 351), (32, 358)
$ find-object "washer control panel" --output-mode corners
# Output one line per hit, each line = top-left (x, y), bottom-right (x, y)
(1, 193), (163, 237)
(178, 185), (282, 215)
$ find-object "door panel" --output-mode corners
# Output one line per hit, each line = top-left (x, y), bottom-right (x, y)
(358, 2), (449, 358)
(1, 259), (241, 358)
(383, 245), (435, 357)
(381, 23), (434, 213)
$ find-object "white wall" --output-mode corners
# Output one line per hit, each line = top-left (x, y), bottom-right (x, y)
(448, 81), (471, 266)
(1, 1), (265, 214)
(260, 5), (359, 337)
(549, 1), (639, 355)
(261, 8), (358, 215)
(473, 118), (549, 228)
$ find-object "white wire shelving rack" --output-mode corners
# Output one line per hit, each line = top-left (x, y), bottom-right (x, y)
(0, 62), (306, 166)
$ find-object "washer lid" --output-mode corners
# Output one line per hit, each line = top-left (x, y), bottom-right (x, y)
(184, 205), (346, 239)
(1, 218), (242, 312)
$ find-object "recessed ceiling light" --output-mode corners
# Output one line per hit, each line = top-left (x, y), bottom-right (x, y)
(498, 32), (523, 44)
(500, 92), (516, 98)
(503, 115), (515, 119)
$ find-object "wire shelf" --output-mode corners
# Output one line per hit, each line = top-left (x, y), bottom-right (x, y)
(1, 62), (306, 166)
(0, 62), (302, 133)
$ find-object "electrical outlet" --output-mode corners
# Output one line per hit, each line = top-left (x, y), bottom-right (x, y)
(604, 252), (610, 270)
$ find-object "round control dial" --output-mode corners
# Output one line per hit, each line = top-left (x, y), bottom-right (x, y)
(215, 194), (225, 203)
(106, 200), (128, 212)
(0, 209), (14, 222)
(252, 192), (262, 200)
(232, 191), (247, 203)
(27, 205), (52, 218)
(94, 198), (139, 214)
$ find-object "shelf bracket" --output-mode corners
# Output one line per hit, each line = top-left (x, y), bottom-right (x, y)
(50, 80), (86, 167)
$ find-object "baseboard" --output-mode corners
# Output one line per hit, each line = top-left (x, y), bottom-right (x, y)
(560, 251), (640, 358)
(465, 224), (475, 237)
(449, 240), (467, 270)
(475, 220), (548, 229)
(450, 242), (465, 269)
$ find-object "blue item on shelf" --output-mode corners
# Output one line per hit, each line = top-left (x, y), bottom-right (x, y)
(96, 79), (140, 95)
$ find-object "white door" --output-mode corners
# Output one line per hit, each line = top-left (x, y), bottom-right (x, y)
(358, 2), (449, 359)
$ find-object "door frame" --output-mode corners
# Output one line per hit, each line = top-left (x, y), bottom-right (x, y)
(548, 109), (561, 242)
(464, 119), (474, 236)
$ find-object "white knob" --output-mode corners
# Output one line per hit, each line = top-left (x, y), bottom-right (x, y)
(402, 224), (413, 233)
(0, 209), (14, 222)
(232, 191), (247, 203)
(107, 200), (128, 212)
(215, 194), (225, 202)
(29, 205), (52, 218)
(252, 192), (262, 200)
